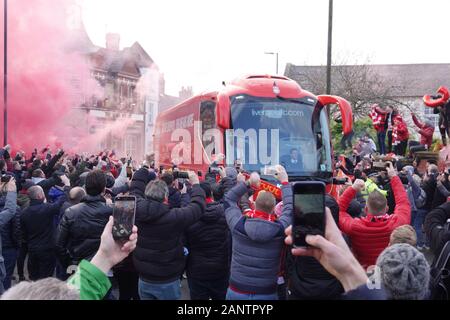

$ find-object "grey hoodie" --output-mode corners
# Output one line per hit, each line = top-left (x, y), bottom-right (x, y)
(224, 182), (292, 294)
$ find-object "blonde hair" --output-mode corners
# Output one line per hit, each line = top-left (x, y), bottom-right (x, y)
(367, 190), (387, 215)
(389, 225), (417, 247)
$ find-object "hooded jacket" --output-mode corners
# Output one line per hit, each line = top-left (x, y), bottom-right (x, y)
(133, 184), (206, 283)
(224, 182), (292, 295)
(0, 194), (21, 249)
(412, 114), (434, 147)
(338, 176), (411, 268)
(0, 191), (18, 294)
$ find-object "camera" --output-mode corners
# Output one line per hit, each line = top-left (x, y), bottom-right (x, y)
(173, 171), (189, 179)
(208, 166), (221, 174)
(1, 174), (12, 183)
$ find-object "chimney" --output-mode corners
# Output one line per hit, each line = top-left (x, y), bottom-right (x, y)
(106, 33), (120, 51)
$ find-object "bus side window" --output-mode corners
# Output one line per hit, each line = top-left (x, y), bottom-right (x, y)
(200, 101), (216, 134)
(200, 101), (217, 153)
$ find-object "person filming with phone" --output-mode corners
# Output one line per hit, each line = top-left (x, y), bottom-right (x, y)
(338, 162), (411, 268)
(223, 165), (292, 300)
(133, 171), (206, 300)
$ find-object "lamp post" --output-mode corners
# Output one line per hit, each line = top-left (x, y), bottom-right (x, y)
(326, 0), (333, 95)
(3, 0), (7, 145)
(264, 52), (279, 75)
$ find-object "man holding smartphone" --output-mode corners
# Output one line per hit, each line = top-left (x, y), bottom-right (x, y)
(223, 165), (292, 300)
(338, 162), (411, 269)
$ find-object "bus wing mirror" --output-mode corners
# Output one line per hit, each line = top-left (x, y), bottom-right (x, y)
(317, 95), (353, 135)
(217, 93), (231, 129)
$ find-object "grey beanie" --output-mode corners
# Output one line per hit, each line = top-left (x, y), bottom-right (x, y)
(225, 167), (238, 179)
(424, 119), (434, 128)
(376, 244), (430, 300)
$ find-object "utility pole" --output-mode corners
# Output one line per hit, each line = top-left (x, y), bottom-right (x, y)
(3, 0), (7, 145)
(326, 0), (333, 95)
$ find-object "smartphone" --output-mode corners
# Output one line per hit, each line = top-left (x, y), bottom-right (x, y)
(112, 196), (137, 241)
(292, 182), (326, 248)
(262, 165), (278, 176)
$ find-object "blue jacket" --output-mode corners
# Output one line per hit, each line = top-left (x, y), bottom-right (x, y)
(0, 194), (21, 249)
(0, 191), (18, 294)
(224, 182), (292, 294)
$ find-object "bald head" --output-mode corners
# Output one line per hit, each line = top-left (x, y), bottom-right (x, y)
(28, 186), (45, 201)
(69, 187), (86, 204)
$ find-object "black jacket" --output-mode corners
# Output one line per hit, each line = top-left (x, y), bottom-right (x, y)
(287, 195), (344, 300)
(185, 201), (231, 281)
(168, 186), (182, 209)
(422, 174), (437, 210)
(56, 195), (112, 266)
(431, 180), (450, 209)
(424, 202), (450, 255)
(0, 195), (21, 249)
(133, 184), (206, 283)
(20, 195), (67, 252)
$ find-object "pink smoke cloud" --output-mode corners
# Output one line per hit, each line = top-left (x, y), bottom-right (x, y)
(0, 0), (97, 154)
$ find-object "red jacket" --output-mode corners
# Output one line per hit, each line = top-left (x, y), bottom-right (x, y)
(338, 176), (411, 268)
(412, 114), (434, 147)
(369, 107), (387, 133)
(392, 118), (409, 144)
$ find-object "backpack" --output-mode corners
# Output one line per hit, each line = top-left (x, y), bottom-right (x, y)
(430, 220), (450, 300)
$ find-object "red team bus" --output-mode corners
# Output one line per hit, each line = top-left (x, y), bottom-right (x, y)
(154, 75), (353, 198)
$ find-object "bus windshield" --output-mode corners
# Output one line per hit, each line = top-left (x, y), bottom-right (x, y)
(227, 95), (332, 179)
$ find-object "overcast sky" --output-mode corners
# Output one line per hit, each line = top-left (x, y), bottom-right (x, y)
(81, 0), (450, 96)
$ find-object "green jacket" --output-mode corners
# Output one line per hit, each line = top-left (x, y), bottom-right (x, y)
(361, 179), (388, 200)
(67, 260), (111, 300)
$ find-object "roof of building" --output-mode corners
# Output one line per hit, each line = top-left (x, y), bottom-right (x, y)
(159, 94), (183, 113)
(285, 63), (450, 98)
(90, 43), (155, 78)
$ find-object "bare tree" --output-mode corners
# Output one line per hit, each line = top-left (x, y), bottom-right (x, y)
(291, 58), (415, 118)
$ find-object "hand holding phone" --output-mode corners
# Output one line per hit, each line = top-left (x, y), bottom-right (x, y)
(112, 196), (137, 241)
(292, 182), (326, 248)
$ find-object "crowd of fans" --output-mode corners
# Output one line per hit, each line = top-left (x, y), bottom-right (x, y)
(0, 103), (450, 301)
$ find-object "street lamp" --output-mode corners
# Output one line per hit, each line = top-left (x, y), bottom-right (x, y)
(3, 0), (7, 145)
(264, 52), (279, 75)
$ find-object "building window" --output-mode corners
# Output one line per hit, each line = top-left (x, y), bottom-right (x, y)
(125, 134), (139, 158)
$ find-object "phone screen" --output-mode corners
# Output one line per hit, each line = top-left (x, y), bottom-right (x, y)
(293, 182), (326, 247)
(112, 197), (136, 241)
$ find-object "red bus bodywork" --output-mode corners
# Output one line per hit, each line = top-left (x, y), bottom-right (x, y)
(154, 75), (353, 199)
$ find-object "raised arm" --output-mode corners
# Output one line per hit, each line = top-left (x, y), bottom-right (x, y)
(387, 163), (411, 225)
(412, 114), (425, 129)
(224, 181), (248, 230)
(338, 180), (363, 235)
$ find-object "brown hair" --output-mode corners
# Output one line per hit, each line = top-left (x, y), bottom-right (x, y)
(367, 190), (387, 215)
(389, 225), (417, 247)
(255, 191), (276, 214)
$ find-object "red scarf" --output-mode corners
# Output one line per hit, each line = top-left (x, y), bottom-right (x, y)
(206, 197), (214, 204)
(246, 210), (277, 222)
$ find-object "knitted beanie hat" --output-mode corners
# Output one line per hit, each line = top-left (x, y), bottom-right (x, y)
(376, 243), (430, 300)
